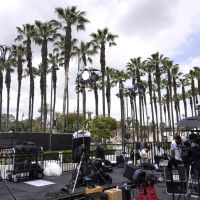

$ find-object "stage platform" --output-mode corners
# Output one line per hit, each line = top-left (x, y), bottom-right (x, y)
(0, 168), (190, 200)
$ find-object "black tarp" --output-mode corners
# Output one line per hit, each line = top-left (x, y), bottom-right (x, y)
(177, 116), (200, 128)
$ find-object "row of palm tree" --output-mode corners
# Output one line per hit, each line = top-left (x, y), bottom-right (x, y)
(0, 6), (199, 143)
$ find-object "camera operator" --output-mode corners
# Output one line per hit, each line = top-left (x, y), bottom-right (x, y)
(95, 144), (105, 160)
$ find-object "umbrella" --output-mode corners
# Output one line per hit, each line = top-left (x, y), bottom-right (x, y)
(177, 116), (200, 128)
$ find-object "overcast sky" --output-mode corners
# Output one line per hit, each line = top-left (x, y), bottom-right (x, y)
(1, 0), (200, 121)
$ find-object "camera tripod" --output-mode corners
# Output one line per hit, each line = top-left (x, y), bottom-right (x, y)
(188, 161), (200, 199)
(70, 145), (90, 193)
(70, 146), (112, 193)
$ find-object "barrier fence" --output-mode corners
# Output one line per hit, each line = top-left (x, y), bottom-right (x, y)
(0, 142), (171, 179)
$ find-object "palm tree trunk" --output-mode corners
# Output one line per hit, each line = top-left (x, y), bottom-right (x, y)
(130, 97), (135, 143)
(0, 70), (3, 131)
(82, 88), (86, 120)
(153, 91), (159, 141)
(62, 67), (69, 132)
(15, 79), (22, 131)
(100, 44), (106, 117)
(94, 82), (98, 116)
(182, 86), (187, 117)
(134, 96), (139, 142)
(6, 89), (10, 132)
(119, 81), (125, 152)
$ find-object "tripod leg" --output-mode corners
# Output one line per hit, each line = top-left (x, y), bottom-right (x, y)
(72, 155), (83, 193)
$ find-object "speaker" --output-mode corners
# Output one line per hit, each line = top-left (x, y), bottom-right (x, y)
(123, 165), (141, 181)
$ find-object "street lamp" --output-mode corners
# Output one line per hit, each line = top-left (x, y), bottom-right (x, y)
(49, 64), (59, 151)
(76, 66), (99, 131)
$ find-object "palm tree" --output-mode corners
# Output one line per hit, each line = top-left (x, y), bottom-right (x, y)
(15, 24), (36, 132)
(126, 57), (145, 140)
(179, 75), (190, 118)
(148, 52), (169, 141)
(55, 6), (89, 132)
(193, 67), (200, 102)
(171, 64), (181, 123)
(90, 28), (118, 117)
(34, 20), (60, 131)
(72, 41), (97, 119)
(48, 52), (60, 130)
(112, 69), (128, 149)
(0, 55), (6, 131)
(188, 69), (197, 116)
(4, 57), (15, 131)
(11, 45), (25, 131)
(162, 60), (174, 133)
(105, 67), (115, 117)
(144, 60), (156, 143)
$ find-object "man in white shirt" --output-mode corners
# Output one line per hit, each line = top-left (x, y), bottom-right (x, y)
(140, 145), (151, 163)
(170, 135), (186, 162)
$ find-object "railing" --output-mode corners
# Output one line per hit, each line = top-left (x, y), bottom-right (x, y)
(0, 142), (171, 179)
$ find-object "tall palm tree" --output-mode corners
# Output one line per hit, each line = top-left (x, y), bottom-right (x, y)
(105, 67), (115, 117)
(0, 55), (6, 131)
(193, 66), (200, 101)
(15, 24), (36, 132)
(148, 52), (169, 140)
(179, 75), (190, 118)
(126, 57), (145, 140)
(4, 57), (15, 131)
(171, 64), (181, 123)
(188, 69), (197, 116)
(34, 20), (60, 131)
(144, 60), (156, 143)
(162, 60), (174, 132)
(90, 28), (118, 117)
(112, 69), (128, 151)
(48, 52), (60, 130)
(55, 6), (89, 132)
(72, 41), (97, 119)
(11, 45), (25, 131)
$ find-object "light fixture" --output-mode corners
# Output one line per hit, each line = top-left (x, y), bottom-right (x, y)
(138, 85), (146, 94)
(78, 67), (99, 83)
(90, 72), (99, 82)
(81, 70), (90, 81)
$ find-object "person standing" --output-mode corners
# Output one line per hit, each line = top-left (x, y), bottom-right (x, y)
(154, 142), (165, 166)
(170, 135), (186, 164)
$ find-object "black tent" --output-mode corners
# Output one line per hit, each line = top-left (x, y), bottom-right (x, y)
(177, 116), (200, 128)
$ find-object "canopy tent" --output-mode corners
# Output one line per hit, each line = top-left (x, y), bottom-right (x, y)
(177, 116), (200, 128)
(72, 130), (91, 162)
(73, 130), (91, 139)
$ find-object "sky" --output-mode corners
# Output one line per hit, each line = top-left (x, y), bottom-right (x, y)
(1, 0), (200, 121)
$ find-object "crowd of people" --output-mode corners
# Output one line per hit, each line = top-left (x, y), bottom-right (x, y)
(95, 134), (188, 169)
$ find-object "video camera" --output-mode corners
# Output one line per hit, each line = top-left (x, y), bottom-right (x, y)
(182, 132), (200, 163)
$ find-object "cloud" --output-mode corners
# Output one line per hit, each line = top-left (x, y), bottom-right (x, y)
(1, 0), (200, 121)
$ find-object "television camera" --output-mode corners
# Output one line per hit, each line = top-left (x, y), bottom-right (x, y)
(182, 133), (200, 164)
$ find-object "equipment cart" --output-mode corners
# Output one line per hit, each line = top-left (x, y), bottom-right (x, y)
(6, 141), (44, 182)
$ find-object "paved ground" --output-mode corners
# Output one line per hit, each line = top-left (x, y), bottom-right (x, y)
(0, 167), (197, 200)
